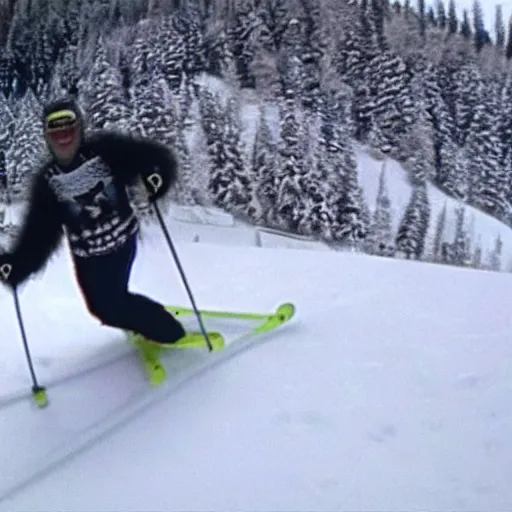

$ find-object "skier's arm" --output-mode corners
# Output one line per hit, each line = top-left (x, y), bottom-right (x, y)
(87, 131), (179, 200)
(0, 170), (64, 287)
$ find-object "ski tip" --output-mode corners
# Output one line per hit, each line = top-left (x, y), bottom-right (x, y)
(276, 303), (296, 321)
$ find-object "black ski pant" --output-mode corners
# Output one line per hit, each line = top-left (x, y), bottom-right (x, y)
(72, 234), (185, 344)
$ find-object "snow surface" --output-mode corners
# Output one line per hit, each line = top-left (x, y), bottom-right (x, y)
(1, 216), (512, 511)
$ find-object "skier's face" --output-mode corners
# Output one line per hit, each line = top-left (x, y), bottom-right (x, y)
(44, 110), (81, 164)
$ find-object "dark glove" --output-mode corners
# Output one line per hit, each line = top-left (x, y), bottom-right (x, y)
(0, 253), (15, 289)
(142, 170), (167, 202)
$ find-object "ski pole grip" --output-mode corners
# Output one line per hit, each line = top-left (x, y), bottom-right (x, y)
(0, 263), (12, 281)
(147, 172), (163, 194)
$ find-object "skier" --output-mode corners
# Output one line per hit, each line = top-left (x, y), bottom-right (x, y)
(0, 96), (186, 345)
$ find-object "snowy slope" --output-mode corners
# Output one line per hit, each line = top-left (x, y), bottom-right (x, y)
(355, 147), (512, 267)
(1, 225), (512, 511)
(191, 73), (512, 268)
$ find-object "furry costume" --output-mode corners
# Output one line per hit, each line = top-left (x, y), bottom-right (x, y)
(0, 97), (185, 344)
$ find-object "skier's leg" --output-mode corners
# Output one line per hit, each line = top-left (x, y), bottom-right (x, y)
(73, 235), (185, 343)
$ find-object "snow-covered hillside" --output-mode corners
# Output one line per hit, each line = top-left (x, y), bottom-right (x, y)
(0, 222), (511, 511)
(355, 147), (512, 268)
(190, 74), (512, 270)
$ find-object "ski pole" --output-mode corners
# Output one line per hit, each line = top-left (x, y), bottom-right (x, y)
(12, 286), (49, 407)
(151, 200), (213, 352)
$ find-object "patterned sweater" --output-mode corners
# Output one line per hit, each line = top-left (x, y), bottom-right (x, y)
(44, 152), (139, 258)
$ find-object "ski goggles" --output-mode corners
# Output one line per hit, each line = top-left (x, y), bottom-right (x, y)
(45, 109), (78, 131)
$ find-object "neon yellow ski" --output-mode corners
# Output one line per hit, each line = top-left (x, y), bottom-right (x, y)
(127, 331), (225, 385)
(165, 302), (295, 333)
(128, 302), (296, 386)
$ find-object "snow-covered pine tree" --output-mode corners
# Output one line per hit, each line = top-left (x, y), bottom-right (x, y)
(352, 82), (375, 143)
(306, 98), (338, 240)
(333, 83), (355, 137)
(398, 103), (435, 185)
(447, 0), (457, 34)
(471, 237), (482, 269)
(252, 105), (277, 224)
(497, 79), (512, 220)
(460, 10), (471, 39)
(203, 19), (234, 79)
(370, 0), (388, 48)
(254, 0), (290, 54)
(204, 95), (251, 216)
(395, 183), (430, 259)
(170, 124), (196, 206)
(364, 51), (415, 154)
(294, 0), (326, 110)
(507, 17), (512, 60)
(274, 81), (308, 232)
(6, 13), (34, 97)
(452, 62), (484, 147)
(197, 86), (231, 207)
(0, 150), (6, 201)
(472, 0), (488, 53)
(409, 58), (457, 188)
(127, 61), (175, 217)
(63, 0), (83, 46)
(225, 5), (259, 89)
(41, 65), (68, 105)
(336, 27), (372, 88)
(81, 0), (116, 35)
(5, 90), (45, 201)
(189, 117), (213, 206)
(495, 5), (505, 49)
(359, 0), (382, 56)
(0, 93), (14, 152)
(370, 162), (394, 255)
(155, 15), (187, 90)
(175, 76), (197, 130)
(488, 234), (503, 271)
(81, 38), (131, 131)
(466, 97), (507, 220)
(131, 75), (174, 144)
(355, 185), (371, 251)
(417, 0), (426, 36)
(198, 86), (223, 148)
(291, 112), (317, 235)
(0, 0), (11, 45)
(281, 17), (304, 65)
(441, 143), (469, 201)
(452, 206), (469, 267)
(155, 84), (196, 206)
(30, 32), (57, 96)
(0, 50), (16, 99)
(427, 5), (436, 27)
(54, 43), (80, 94)
(436, 0), (447, 29)
(177, 13), (205, 76)
(332, 141), (368, 246)
(130, 18), (162, 80)
(431, 201), (446, 262)
(440, 241), (454, 264)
